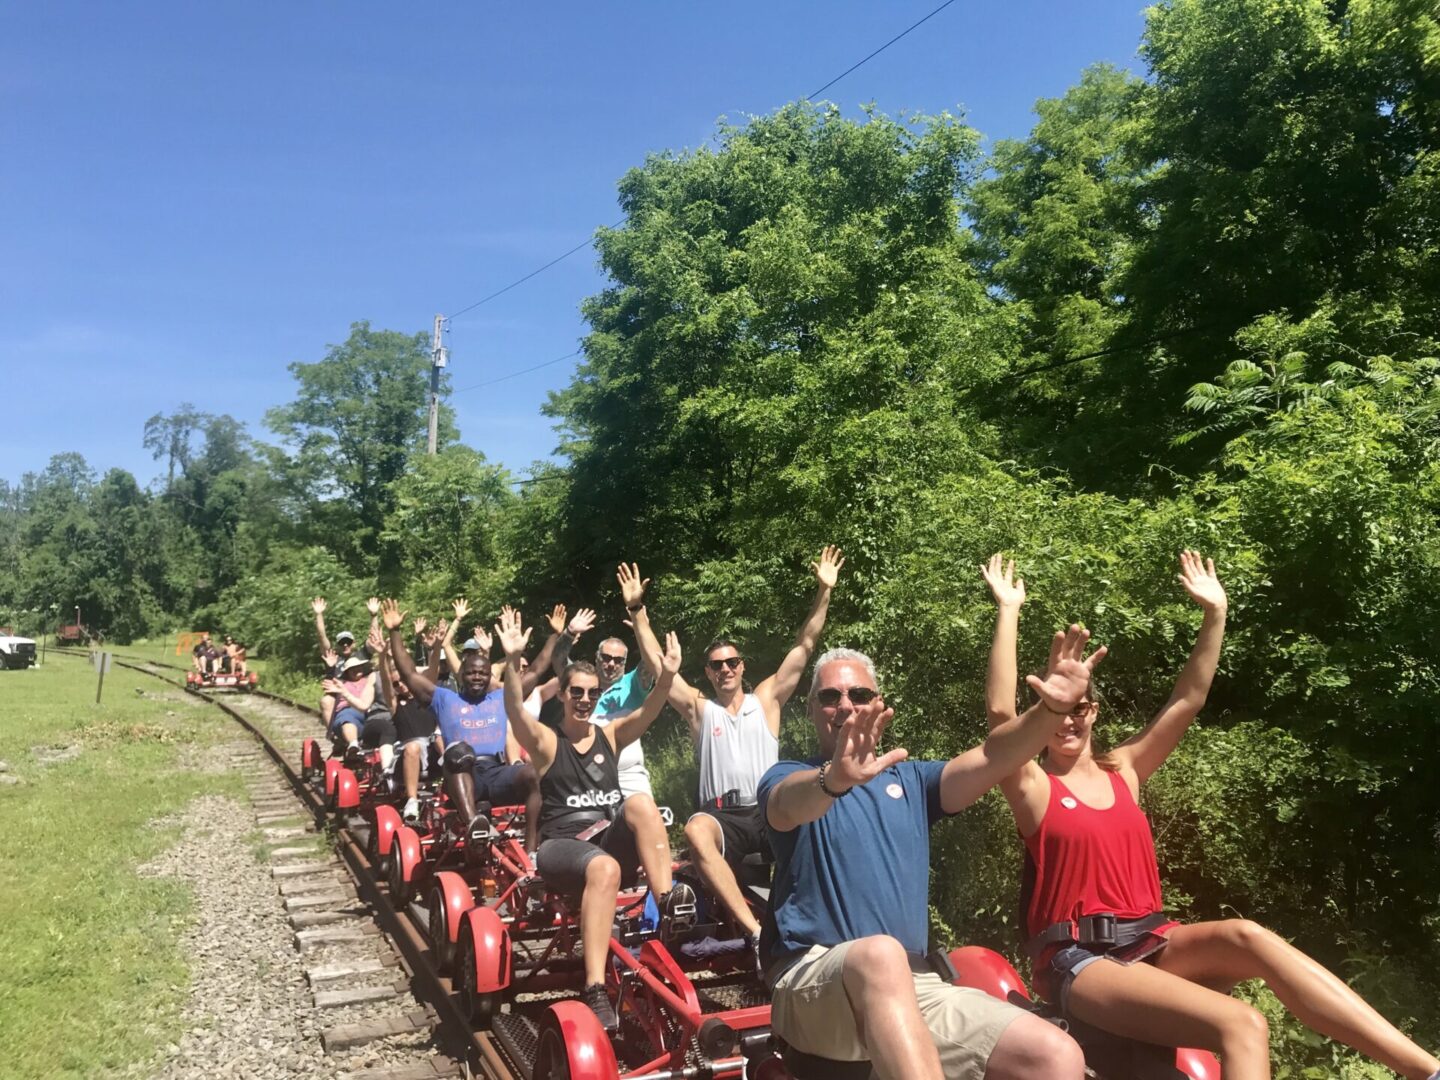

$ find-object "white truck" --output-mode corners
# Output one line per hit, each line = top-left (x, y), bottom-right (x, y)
(0, 633), (37, 669)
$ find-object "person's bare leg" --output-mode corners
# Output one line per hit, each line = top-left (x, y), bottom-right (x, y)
(446, 771), (478, 824)
(838, 936), (942, 1080)
(983, 1011), (1085, 1080)
(684, 814), (759, 936)
(340, 722), (359, 744)
(516, 765), (541, 854)
(378, 743), (394, 770)
(1160, 921), (1440, 1079)
(620, 794), (672, 894)
(1067, 951), (1271, 1080)
(320, 694), (335, 728)
(581, 855), (621, 986)
(401, 743), (421, 798)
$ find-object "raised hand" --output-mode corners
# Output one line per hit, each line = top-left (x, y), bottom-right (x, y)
(546, 604), (568, 636)
(413, 616), (427, 637)
(617, 563), (650, 608)
(311, 597), (327, 616)
(366, 626), (384, 654)
(567, 607), (597, 638)
(495, 607), (532, 660)
(321, 648), (338, 669)
(471, 625), (493, 653)
(661, 631), (682, 676)
(321, 678), (342, 694)
(811, 545), (845, 590)
(1178, 550), (1227, 613)
(436, 618), (450, 636)
(366, 597), (380, 616)
(827, 701), (908, 792)
(379, 598), (407, 632)
(1025, 625), (1108, 715)
(981, 553), (1026, 609)
(452, 597), (471, 623)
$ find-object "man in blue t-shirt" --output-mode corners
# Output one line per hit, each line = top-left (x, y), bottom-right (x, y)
(382, 599), (558, 853)
(758, 627), (1106, 1080)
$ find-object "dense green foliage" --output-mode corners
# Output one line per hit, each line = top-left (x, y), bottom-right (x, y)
(5, 0), (1439, 1067)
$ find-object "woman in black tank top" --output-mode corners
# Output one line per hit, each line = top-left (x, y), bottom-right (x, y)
(497, 613), (695, 1032)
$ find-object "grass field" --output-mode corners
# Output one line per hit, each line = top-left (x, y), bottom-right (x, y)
(0, 655), (242, 1078)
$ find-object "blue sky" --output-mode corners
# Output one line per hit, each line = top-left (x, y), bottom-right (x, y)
(1, 1), (1147, 488)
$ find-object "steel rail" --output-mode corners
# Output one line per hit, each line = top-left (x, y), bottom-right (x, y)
(63, 650), (519, 1079)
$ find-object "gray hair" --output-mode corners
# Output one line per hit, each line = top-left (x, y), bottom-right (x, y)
(807, 648), (880, 706)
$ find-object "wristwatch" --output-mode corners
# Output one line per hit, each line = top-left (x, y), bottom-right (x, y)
(816, 760), (851, 799)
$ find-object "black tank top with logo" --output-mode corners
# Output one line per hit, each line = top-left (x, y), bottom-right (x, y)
(539, 728), (624, 841)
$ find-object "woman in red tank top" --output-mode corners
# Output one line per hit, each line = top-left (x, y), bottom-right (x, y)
(981, 551), (1439, 1080)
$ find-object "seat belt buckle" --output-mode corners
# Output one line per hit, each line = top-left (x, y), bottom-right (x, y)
(1078, 913), (1116, 947)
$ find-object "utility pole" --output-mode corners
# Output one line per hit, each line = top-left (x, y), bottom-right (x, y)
(427, 314), (448, 455)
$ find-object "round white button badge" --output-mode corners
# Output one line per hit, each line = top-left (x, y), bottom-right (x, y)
(1060, 796), (1078, 810)
(885, 783), (903, 799)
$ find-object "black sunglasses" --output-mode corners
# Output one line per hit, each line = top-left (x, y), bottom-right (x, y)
(598, 652), (627, 664)
(706, 656), (743, 672)
(816, 686), (880, 708)
(567, 686), (602, 702)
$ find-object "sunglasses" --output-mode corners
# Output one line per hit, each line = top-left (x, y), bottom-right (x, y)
(567, 686), (602, 702)
(706, 657), (743, 672)
(1068, 700), (1097, 717)
(599, 652), (627, 664)
(815, 686), (880, 708)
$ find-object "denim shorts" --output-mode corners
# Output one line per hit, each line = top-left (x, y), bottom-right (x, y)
(1046, 914), (1176, 1015)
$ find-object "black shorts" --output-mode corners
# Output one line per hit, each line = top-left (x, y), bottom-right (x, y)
(473, 756), (533, 805)
(536, 804), (642, 894)
(687, 804), (766, 868)
(360, 711), (396, 748)
(394, 703), (438, 744)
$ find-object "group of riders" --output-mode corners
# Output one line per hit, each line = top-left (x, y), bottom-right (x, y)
(299, 552), (1439, 1080)
(189, 631), (247, 678)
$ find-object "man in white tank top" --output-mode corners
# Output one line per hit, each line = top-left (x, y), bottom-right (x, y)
(623, 547), (844, 947)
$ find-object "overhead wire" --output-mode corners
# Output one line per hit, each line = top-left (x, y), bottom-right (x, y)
(442, 0), (965, 324)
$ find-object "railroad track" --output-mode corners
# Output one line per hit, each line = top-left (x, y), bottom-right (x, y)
(51, 648), (526, 1080)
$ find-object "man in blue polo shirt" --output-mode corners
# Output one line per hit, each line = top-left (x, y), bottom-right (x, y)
(759, 627), (1106, 1080)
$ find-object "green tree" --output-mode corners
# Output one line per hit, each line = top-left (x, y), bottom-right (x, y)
(266, 321), (454, 577)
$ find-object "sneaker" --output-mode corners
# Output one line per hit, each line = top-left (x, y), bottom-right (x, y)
(402, 797), (420, 823)
(581, 982), (617, 1033)
(659, 883), (698, 937)
(344, 742), (363, 767)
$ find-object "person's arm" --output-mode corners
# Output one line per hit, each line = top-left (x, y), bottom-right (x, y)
(422, 620), (446, 682)
(765, 698), (906, 832)
(1108, 552), (1227, 782)
(547, 605), (575, 676)
(938, 624), (1107, 813)
(495, 609), (557, 770)
(375, 631), (398, 711)
(365, 597), (382, 657)
(520, 609), (566, 697)
(442, 599), (470, 675)
(618, 563), (702, 733)
(382, 599), (439, 705)
(755, 545), (844, 732)
(979, 554), (1049, 807)
(311, 597), (332, 654)
(608, 631), (681, 750)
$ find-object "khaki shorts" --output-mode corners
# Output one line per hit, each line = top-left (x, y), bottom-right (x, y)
(772, 942), (1021, 1079)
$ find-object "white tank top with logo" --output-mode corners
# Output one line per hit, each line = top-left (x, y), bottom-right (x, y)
(697, 693), (779, 805)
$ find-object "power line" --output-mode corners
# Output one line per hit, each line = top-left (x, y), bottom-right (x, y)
(442, 0), (964, 323)
(451, 349), (583, 395)
(807, 0), (961, 100)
